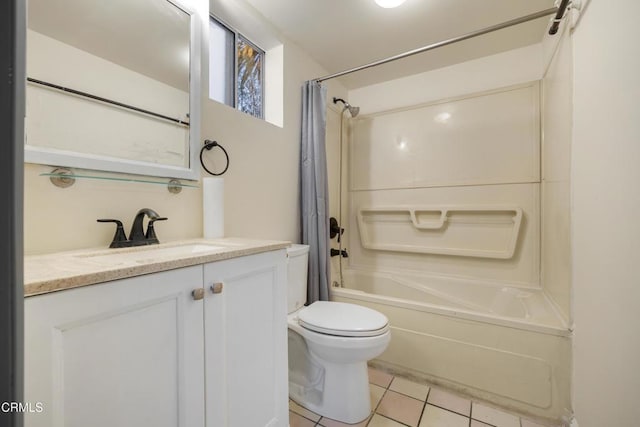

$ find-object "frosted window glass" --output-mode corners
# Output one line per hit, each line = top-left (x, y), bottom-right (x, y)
(236, 36), (263, 119)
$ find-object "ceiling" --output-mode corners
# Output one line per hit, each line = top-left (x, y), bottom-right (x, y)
(243, 0), (556, 88)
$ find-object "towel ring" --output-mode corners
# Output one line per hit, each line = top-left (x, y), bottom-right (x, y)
(200, 140), (229, 176)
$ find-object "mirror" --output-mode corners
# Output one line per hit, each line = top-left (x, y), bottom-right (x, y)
(25, 0), (201, 180)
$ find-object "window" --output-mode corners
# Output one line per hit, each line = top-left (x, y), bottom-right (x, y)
(209, 16), (264, 119)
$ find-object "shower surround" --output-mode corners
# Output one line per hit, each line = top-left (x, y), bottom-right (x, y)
(330, 81), (571, 423)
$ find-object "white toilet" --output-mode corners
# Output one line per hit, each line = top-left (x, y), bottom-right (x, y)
(287, 244), (391, 424)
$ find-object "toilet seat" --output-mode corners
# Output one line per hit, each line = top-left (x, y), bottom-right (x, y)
(298, 301), (389, 337)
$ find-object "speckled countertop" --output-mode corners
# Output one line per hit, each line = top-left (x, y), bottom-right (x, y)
(24, 237), (290, 297)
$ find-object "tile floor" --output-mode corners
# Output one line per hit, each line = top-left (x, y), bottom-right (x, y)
(289, 367), (557, 427)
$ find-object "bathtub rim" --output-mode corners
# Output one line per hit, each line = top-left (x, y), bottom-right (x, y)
(331, 286), (570, 337)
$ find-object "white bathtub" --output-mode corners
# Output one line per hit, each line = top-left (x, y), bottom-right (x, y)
(331, 269), (571, 423)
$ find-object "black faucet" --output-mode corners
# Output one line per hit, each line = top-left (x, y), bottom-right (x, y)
(129, 208), (166, 244)
(330, 248), (349, 258)
(329, 217), (344, 243)
(96, 219), (129, 248)
(98, 208), (167, 248)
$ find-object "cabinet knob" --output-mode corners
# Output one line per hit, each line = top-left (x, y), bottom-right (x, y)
(210, 283), (223, 294)
(192, 288), (205, 300)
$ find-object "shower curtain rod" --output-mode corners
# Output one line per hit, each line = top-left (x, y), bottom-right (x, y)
(314, 6), (563, 83)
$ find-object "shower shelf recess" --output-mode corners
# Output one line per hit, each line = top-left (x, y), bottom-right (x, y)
(41, 168), (199, 193)
(356, 205), (523, 259)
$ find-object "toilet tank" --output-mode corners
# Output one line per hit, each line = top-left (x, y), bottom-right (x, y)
(287, 244), (309, 314)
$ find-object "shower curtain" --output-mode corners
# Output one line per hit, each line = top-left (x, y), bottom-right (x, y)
(300, 80), (330, 304)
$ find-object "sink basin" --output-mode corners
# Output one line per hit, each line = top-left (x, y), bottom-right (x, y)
(76, 243), (227, 266)
(132, 244), (225, 258)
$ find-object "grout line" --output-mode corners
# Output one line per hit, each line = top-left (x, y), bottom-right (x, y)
(468, 409), (498, 427)
(375, 412), (413, 427)
(368, 384), (387, 426)
(468, 401), (499, 427)
(379, 375), (536, 427)
(370, 374), (417, 427)
(385, 388), (427, 404)
(386, 379), (431, 403)
(287, 401), (323, 426)
(415, 386), (430, 427)
(288, 409), (321, 426)
(321, 373), (530, 427)
(424, 401), (472, 419)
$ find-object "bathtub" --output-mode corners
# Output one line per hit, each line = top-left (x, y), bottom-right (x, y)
(331, 269), (571, 423)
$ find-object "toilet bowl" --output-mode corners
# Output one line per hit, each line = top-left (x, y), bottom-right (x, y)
(287, 244), (391, 424)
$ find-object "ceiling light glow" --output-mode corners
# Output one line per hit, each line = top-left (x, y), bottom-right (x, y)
(375, 0), (406, 9)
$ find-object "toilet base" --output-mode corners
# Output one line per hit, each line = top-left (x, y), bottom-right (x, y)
(290, 360), (371, 424)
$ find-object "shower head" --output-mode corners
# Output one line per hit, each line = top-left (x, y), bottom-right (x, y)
(333, 97), (360, 117)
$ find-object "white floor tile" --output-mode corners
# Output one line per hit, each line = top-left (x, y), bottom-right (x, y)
(389, 377), (430, 401)
(427, 388), (471, 417)
(377, 390), (424, 426)
(289, 399), (321, 422)
(369, 414), (407, 427)
(419, 404), (470, 427)
(472, 402), (520, 427)
(368, 367), (394, 388)
(289, 411), (317, 427)
(370, 384), (387, 409)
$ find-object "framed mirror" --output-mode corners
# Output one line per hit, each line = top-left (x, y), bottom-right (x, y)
(25, 0), (201, 180)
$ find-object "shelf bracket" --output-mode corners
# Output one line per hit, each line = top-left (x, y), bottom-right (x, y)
(49, 168), (76, 188)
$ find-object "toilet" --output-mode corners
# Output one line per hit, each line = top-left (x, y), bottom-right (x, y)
(287, 244), (391, 424)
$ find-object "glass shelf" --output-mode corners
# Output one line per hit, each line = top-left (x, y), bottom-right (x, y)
(40, 168), (199, 193)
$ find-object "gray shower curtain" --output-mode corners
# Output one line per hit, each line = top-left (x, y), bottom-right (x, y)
(300, 80), (330, 304)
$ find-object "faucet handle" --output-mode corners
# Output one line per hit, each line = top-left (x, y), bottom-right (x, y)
(145, 217), (168, 244)
(329, 217), (345, 243)
(97, 219), (129, 248)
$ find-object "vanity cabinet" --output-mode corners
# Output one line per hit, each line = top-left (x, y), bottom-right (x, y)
(203, 250), (288, 427)
(25, 265), (206, 427)
(24, 249), (288, 427)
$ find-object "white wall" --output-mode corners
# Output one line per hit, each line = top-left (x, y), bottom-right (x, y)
(24, 163), (204, 255)
(349, 43), (544, 115)
(346, 84), (541, 286)
(541, 23), (573, 323)
(199, 68), (344, 243)
(345, 47), (545, 287)
(24, 0), (347, 254)
(571, 0), (640, 425)
(202, 0), (347, 243)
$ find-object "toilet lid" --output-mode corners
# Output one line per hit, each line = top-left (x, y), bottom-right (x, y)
(298, 301), (389, 337)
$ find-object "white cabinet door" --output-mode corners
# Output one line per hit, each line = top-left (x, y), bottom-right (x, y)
(25, 266), (205, 427)
(204, 250), (288, 427)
